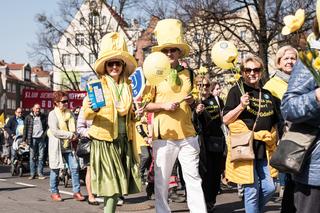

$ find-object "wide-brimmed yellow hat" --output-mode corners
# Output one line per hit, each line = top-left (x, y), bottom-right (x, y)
(152, 19), (190, 57)
(94, 32), (137, 76)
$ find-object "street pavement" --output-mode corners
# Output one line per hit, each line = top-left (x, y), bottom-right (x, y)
(0, 164), (281, 212)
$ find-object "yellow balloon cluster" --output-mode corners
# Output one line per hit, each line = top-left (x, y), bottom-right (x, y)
(211, 41), (238, 70)
(142, 52), (171, 86)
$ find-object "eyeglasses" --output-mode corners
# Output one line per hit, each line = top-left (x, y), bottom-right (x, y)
(106, 61), (124, 67)
(243, 67), (262, 74)
(60, 100), (69, 104)
(197, 84), (210, 87)
(161, 48), (180, 54)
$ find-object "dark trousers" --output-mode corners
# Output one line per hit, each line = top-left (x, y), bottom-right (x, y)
(294, 181), (320, 213)
(202, 151), (224, 203)
(281, 174), (296, 213)
(140, 146), (152, 180)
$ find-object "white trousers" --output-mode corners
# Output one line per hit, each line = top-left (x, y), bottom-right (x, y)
(153, 136), (207, 213)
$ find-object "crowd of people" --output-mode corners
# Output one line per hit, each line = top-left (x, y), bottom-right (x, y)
(0, 16), (320, 213)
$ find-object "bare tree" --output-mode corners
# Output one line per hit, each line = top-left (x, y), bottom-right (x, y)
(29, 0), (136, 90)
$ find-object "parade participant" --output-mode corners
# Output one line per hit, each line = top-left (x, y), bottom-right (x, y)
(4, 107), (24, 164)
(280, 17), (320, 213)
(22, 103), (48, 180)
(76, 107), (99, 205)
(194, 77), (225, 212)
(263, 45), (298, 211)
(223, 55), (278, 213)
(145, 19), (207, 213)
(83, 32), (141, 213)
(47, 91), (85, 202)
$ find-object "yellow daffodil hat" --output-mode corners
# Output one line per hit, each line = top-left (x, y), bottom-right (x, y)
(152, 19), (190, 57)
(94, 32), (137, 76)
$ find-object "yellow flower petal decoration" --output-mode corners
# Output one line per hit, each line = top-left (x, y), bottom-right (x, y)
(281, 9), (305, 35)
(197, 66), (208, 75)
(313, 57), (320, 70)
(234, 73), (241, 81)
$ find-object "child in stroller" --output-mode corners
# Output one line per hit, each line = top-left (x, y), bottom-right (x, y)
(11, 135), (29, 176)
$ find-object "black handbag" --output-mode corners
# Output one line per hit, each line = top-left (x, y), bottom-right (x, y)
(270, 123), (318, 174)
(76, 137), (91, 157)
(206, 136), (225, 152)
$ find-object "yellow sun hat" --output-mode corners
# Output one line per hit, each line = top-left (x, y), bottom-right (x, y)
(94, 32), (137, 76)
(151, 19), (190, 57)
(211, 41), (239, 69)
(143, 52), (171, 86)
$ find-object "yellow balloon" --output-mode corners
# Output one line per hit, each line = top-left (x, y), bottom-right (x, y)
(143, 52), (171, 86)
(211, 41), (239, 69)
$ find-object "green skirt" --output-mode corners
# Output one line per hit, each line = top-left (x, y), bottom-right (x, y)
(90, 134), (141, 197)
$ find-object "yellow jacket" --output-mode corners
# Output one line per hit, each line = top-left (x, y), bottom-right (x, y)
(83, 79), (133, 142)
(225, 120), (278, 184)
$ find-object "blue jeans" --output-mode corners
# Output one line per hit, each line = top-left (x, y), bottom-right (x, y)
(29, 138), (46, 176)
(50, 152), (80, 194)
(243, 159), (276, 213)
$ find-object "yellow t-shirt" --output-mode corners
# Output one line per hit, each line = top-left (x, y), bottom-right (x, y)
(153, 68), (196, 140)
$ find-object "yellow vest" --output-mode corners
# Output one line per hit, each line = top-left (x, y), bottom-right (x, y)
(153, 69), (196, 140)
(83, 81), (131, 141)
(263, 76), (288, 100)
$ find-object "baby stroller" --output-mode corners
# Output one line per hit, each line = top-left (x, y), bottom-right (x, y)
(11, 136), (30, 177)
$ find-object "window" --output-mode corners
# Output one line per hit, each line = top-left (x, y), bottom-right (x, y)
(11, 99), (16, 110)
(102, 16), (106, 25)
(80, 17), (85, 26)
(66, 38), (71, 46)
(75, 54), (84, 66)
(62, 54), (71, 66)
(12, 84), (16, 93)
(6, 99), (11, 109)
(6, 82), (11, 92)
(89, 53), (95, 64)
(89, 13), (98, 26)
(75, 33), (85, 46)
(240, 30), (246, 40)
(25, 69), (31, 80)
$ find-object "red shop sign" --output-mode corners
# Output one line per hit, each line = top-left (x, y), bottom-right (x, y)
(22, 89), (87, 109)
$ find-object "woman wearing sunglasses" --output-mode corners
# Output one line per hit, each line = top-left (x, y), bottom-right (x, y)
(82, 32), (141, 213)
(47, 91), (85, 202)
(223, 55), (278, 213)
(193, 76), (226, 212)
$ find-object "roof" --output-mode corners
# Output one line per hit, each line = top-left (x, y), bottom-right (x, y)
(7, 63), (25, 70)
(32, 67), (50, 77)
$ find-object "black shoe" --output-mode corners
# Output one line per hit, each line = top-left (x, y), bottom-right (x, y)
(88, 199), (99, 205)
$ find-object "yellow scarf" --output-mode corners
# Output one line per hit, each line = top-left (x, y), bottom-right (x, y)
(49, 107), (76, 149)
(103, 75), (132, 116)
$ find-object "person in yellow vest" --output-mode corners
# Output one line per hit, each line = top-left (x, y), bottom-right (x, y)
(145, 19), (207, 213)
(223, 55), (278, 213)
(82, 32), (141, 213)
(263, 45), (297, 212)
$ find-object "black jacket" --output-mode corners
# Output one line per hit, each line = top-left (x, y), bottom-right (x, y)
(22, 112), (47, 143)
(4, 115), (23, 137)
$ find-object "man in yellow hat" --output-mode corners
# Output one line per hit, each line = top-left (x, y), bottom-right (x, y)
(145, 19), (207, 213)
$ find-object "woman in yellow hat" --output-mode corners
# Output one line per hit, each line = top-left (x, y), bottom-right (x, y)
(82, 32), (141, 213)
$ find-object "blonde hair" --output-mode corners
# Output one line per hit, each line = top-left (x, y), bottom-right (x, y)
(240, 54), (264, 71)
(275, 45), (298, 69)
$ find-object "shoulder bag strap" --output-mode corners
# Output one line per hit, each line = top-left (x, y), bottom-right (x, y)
(252, 89), (262, 132)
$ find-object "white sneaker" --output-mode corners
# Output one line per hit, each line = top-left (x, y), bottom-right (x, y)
(117, 197), (124, 206)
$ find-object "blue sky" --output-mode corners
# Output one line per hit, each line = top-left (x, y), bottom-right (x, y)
(0, 0), (60, 65)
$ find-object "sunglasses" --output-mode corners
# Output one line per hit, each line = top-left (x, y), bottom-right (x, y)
(197, 84), (210, 87)
(106, 61), (124, 67)
(60, 100), (69, 104)
(243, 67), (262, 74)
(161, 48), (180, 54)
